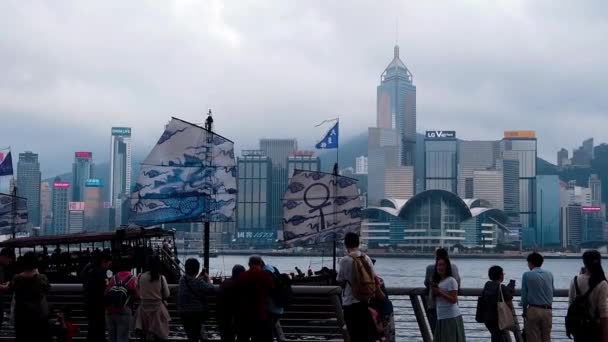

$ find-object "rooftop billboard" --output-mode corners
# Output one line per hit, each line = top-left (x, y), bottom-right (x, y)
(504, 130), (536, 139)
(53, 182), (70, 189)
(75, 152), (92, 159)
(112, 127), (132, 137)
(85, 178), (102, 187)
(69, 202), (85, 211)
(425, 130), (456, 140)
(582, 206), (602, 212)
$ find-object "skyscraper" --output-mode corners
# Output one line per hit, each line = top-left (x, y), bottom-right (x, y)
(259, 139), (297, 230)
(84, 179), (104, 231)
(561, 204), (582, 248)
(236, 150), (273, 246)
(110, 127), (132, 226)
(287, 151), (320, 180)
(51, 180), (70, 235)
(589, 174), (602, 206)
(40, 181), (52, 233)
(557, 148), (569, 167)
(16, 151), (41, 227)
(498, 153), (520, 227)
(473, 170), (504, 210)
(501, 131), (537, 231)
(72, 152), (93, 202)
(355, 156), (368, 175)
(424, 131), (458, 193)
(68, 202), (85, 234)
(368, 127), (412, 204)
(377, 45), (417, 166)
(536, 175), (561, 247)
(458, 140), (499, 198)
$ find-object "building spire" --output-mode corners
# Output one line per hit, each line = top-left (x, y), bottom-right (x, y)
(394, 45), (399, 58)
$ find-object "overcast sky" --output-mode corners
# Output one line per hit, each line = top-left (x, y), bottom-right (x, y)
(1, 0), (608, 177)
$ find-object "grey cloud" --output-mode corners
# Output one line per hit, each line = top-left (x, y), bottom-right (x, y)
(1, 0), (607, 177)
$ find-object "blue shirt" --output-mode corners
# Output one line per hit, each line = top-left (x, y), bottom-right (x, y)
(521, 267), (554, 307)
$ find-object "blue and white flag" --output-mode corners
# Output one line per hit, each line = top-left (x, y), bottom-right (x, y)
(315, 121), (339, 149)
(0, 152), (13, 176)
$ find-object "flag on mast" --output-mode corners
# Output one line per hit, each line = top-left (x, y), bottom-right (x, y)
(0, 151), (13, 176)
(315, 120), (339, 149)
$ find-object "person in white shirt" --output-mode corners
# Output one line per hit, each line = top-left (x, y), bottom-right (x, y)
(431, 256), (466, 342)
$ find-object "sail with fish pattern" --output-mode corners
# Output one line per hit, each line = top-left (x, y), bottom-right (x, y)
(0, 193), (28, 234)
(130, 118), (237, 226)
(282, 169), (362, 246)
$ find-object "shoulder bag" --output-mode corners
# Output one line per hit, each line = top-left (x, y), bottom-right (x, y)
(498, 285), (515, 330)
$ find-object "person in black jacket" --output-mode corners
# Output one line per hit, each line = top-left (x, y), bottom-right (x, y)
(81, 252), (112, 342)
(481, 265), (515, 342)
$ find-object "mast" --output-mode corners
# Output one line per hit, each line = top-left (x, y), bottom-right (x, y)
(11, 184), (17, 239)
(203, 109), (213, 272)
(332, 118), (339, 272)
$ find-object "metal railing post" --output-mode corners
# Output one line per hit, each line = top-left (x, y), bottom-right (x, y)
(410, 294), (433, 342)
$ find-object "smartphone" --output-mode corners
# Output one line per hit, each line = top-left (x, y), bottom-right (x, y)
(508, 279), (516, 287)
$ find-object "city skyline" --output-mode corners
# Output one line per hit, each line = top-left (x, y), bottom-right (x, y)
(2, 1), (608, 176)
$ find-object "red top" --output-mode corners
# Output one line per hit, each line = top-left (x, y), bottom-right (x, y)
(237, 268), (274, 321)
(105, 271), (139, 311)
(65, 321), (80, 342)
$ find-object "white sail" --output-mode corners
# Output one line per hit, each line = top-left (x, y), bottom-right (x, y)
(282, 170), (362, 246)
(130, 118), (236, 226)
(0, 193), (28, 234)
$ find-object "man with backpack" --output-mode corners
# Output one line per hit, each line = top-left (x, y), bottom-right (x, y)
(566, 250), (608, 342)
(105, 257), (138, 342)
(337, 232), (377, 342)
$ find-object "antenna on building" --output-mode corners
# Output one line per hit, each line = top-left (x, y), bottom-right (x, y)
(395, 17), (399, 46)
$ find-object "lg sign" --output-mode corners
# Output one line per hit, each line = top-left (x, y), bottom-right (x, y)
(425, 131), (456, 139)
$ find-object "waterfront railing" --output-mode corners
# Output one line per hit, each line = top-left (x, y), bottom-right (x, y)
(0, 285), (572, 341)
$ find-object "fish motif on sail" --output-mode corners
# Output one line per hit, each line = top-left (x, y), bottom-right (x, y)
(0, 194), (28, 234)
(130, 118), (237, 226)
(282, 169), (362, 247)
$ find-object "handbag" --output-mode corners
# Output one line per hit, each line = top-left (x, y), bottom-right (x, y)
(498, 285), (515, 331)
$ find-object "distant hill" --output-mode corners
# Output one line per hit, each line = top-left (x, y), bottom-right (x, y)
(537, 157), (558, 175)
(318, 132), (368, 172)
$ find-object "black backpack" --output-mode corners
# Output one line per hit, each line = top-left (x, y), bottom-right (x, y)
(565, 276), (601, 339)
(269, 267), (293, 309)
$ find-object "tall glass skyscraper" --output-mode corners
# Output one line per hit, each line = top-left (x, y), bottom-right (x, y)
(536, 175), (561, 247)
(501, 131), (537, 232)
(377, 45), (417, 166)
(51, 179), (70, 235)
(237, 150), (273, 246)
(72, 152), (93, 202)
(110, 127), (132, 226)
(17, 151), (41, 227)
(259, 139), (297, 230)
(424, 131), (457, 193)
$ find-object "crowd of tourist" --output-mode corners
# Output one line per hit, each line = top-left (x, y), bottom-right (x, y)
(0, 233), (605, 341)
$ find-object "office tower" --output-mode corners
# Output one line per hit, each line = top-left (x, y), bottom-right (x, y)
(72, 152), (93, 202)
(110, 127), (132, 226)
(236, 150), (273, 246)
(287, 151), (320, 180)
(557, 148), (569, 167)
(536, 175), (561, 247)
(589, 174), (602, 206)
(424, 130), (457, 193)
(84, 179), (104, 231)
(51, 180), (70, 235)
(561, 204), (582, 248)
(40, 182), (52, 232)
(458, 140), (499, 198)
(259, 139), (297, 230)
(377, 45), (416, 166)
(572, 147), (592, 167)
(16, 151), (41, 227)
(582, 206), (603, 242)
(68, 202), (84, 234)
(368, 127), (409, 204)
(501, 131), (537, 231)
(498, 153), (521, 227)
(583, 138), (594, 159)
(356, 156), (368, 175)
(473, 170), (504, 210)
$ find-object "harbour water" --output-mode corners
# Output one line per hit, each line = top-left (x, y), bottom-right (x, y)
(199, 254), (588, 289)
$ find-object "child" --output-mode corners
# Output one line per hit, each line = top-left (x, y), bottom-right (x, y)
(50, 306), (80, 342)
